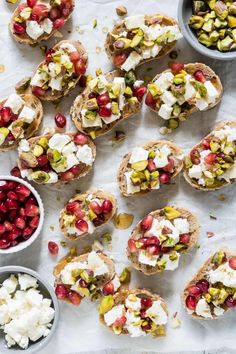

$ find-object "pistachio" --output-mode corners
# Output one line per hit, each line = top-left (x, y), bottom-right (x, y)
(47, 148), (61, 163)
(124, 86), (133, 96)
(167, 118), (179, 130)
(208, 287), (220, 298)
(172, 104), (181, 117)
(218, 288), (228, 304)
(98, 295), (114, 314)
(85, 110), (97, 121)
(210, 140), (220, 152)
(164, 206), (181, 220)
(119, 267), (131, 284)
(231, 28), (236, 41)
(229, 3), (236, 15)
(198, 33), (213, 46)
(212, 250), (226, 265)
(124, 70), (136, 86)
(116, 5), (127, 16)
(214, 1), (228, 19)
(114, 38), (131, 49)
(0, 127), (9, 140)
(148, 150), (156, 159)
(128, 97), (139, 105)
(144, 169), (151, 181)
(33, 145), (44, 157)
(151, 171), (159, 179)
(202, 19), (215, 32)
(38, 137), (48, 150)
(130, 29), (144, 47)
(77, 287), (90, 298)
(169, 251), (178, 261)
(6, 0), (19, 3)
(15, 76), (31, 94)
(157, 259), (166, 270)
(20, 152), (38, 168)
(193, 81), (207, 97)
(228, 15), (236, 28)
(214, 17), (228, 28)
(86, 98), (98, 110)
(88, 209), (97, 220)
(217, 35), (235, 50)
(131, 160), (148, 171)
(207, 0), (217, 10)
(31, 171), (50, 183)
(189, 15), (205, 29)
(193, 1), (208, 14)
(205, 293), (212, 303)
(209, 30), (220, 42)
(148, 83), (162, 97)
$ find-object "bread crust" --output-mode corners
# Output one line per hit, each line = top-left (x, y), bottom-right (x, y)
(70, 70), (141, 139)
(0, 94), (43, 151)
(30, 40), (88, 101)
(183, 120), (236, 191)
(117, 140), (183, 197)
(59, 189), (117, 240)
(127, 207), (199, 275)
(9, 0), (75, 45)
(105, 14), (179, 69)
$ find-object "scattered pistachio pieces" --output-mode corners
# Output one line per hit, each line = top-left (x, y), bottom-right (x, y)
(6, 0), (18, 3)
(96, 68), (102, 76)
(96, 46), (101, 53)
(116, 5), (127, 16)
(92, 19), (97, 28)
(119, 267), (131, 284)
(169, 50), (178, 59)
(112, 130), (126, 144)
(113, 213), (134, 229)
(195, 243), (201, 250)
(15, 76), (31, 94)
(0, 64), (5, 73)
(50, 225), (54, 231)
(207, 231), (215, 238)
(209, 213), (217, 220)
(98, 295), (114, 314)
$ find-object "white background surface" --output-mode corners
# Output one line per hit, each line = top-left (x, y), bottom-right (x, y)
(0, 0), (236, 353)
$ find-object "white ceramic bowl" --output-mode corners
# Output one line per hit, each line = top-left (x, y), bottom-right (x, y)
(0, 176), (44, 254)
(0, 266), (59, 353)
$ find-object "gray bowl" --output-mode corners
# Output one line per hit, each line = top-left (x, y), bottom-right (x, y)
(0, 266), (59, 354)
(178, 0), (236, 60)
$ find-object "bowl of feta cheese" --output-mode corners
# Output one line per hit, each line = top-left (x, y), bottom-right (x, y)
(0, 266), (59, 353)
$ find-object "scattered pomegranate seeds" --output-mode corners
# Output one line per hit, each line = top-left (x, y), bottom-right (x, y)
(147, 159), (156, 172)
(163, 158), (174, 172)
(98, 106), (112, 118)
(32, 86), (46, 96)
(141, 323), (151, 331)
(141, 297), (153, 309)
(60, 171), (74, 181)
(10, 166), (21, 178)
(78, 278), (88, 288)
(190, 148), (200, 165)
(145, 92), (156, 107)
(25, 204), (39, 217)
(53, 18), (65, 29)
(74, 59), (86, 76)
(89, 201), (102, 215)
(66, 201), (80, 214)
(37, 155), (49, 167)
(185, 295), (197, 310)
(204, 152), (217, 165)
(27, 0), (37, 8)
(114, 316), (127, 327)
(102, 282), (114, 295)
(69, 52), (80, 63)
(97, 94), (110, 106)
(229, 257), (236, 270)
(145, 236), (160, 247)
(188, 285), (202, 297)
(55, 284), (68, 299)
(113, 53), (127, 66)
(195, 279), (209, 293)
(54, 113), (67, 128)
(49, 7), (61, 20)
(171, 63), (185, 74)
(13, 23), (26, 34)
(140, 215), (153, 231)
(48, 241), (59, 255)
(133, 86), (147, 101)
(179, 233), (190, 244)
(225, 295), (236, 308)
(101, 200), (113, 214)
(75, 219), (88, 233)
(159, 172), (171, 184)
(193, 70), (206, 83)
(74, 133), (88, 145)
(128, 239), (137, 253)
(146, 245), (160, 256)
(14, 217), (26, 230)
(67, 291), (82, 305)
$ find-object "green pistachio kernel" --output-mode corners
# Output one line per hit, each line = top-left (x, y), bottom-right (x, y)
(131, 160), (148, 172)
(130, 29), (144, 47)
(164, 206), (181, 220)
(208, 287), (220, 299)
(189, 15), (205, 29)
(124, 70), (136, 86)
(210, 141), (220, 152)
(148, 83), (162, 97)
(119, 267), (131, 284)
(167, 118), (179, 130)
(33, 145), (44, 157)
(205, 293), (212, 303)
(31, 171), (50, 184)
(148, 150), (156, 159)
(218, 288), (229, 304)
(38, 137), (48, 150)
(88, 209), (97, 220)
(150, 171), (159, 180)
(212, 250), (226, 265)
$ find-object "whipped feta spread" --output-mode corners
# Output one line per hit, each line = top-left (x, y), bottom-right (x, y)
(209, 262), (236, 288)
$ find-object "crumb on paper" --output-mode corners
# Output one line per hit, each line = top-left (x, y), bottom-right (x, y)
(159, 127), (172, 135)
(171, 317), (182, 328)
(0, 64), (5, 73)
(218, 194), (226, 201)
(96, 47), (101, 53)
(209, 213), (217, 220)
(50, 225), (55, 231)
(102, 27), (108, 34)
(207, 231), (215, 238)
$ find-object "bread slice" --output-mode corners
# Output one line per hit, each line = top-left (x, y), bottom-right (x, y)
(70, 69), (141, 139)
(99, 288), (168, 336)
(59, 189), (117, 240)
(18, 132), (96, 186)
(117, 140), (183, 197)
(0, 94), (43, 151)
(105, 14), (179, 69)
(9, 1), (75, 45)
(148, 63), (223, 118)
(127, 207), (199, 275)
(182, 249), (234, 320)
(54, 252), (115, 305)
(30, 40), (88, 101)
(183, 120), (236, 191)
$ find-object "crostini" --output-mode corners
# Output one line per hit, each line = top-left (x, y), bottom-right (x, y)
(183, 250), (236, 319)
(54, 251), (120, 305)
(184, 121), (236, 191)
(59, 190), (117, 240)
(117, 140), (183, 197)
(30, 40), (88, 101)
(71, 70), (146, 139)
(99, 288), (168, 337)
(0, 93), (42, 151)
(17, 132), (96, 185)
(105, 14), (182, 71)
(10, 0), (75, 45)
(145, 63), (222, 128)
(127, 206), (199, 275)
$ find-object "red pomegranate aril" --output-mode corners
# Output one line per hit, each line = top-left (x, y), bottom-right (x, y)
(6, 199), (18, 210)
(140, 309), (146, 319)
(140, 215), (153, 231)
(32, 4), (49, 19)
(40, 163), (51, 172)
(9, 210), (17, 222)
(61, 7), (71, 17)
(11, 240), (18, 247)
(7, 191), (18, 201)
(190, 148), (200, 165)
(69, 51), (80, 63)
(32, 86), (46, 96)
(29, 216), (39, 229)
(25, 204), (39, 217)
(18, 208), (25, 217)
(204, 152), (217, 165)
(18, 3), (27, 11)
(171, 63), (185, 74)
(102, 282), (114, 295)
(0, 239), (11, 249)
(196, 279), (209, 293)
(102, 200), (113, 214)
(8, 228), (22, 241)
(97, 94), (110, 106)
(114, 316), (127, 327)
(194, 70), (206, 83)
(128, 239), (137, 253)
(78, 75), (87, 88)
(93, 213), (105, 227)
(74, 59), (86, 76)
(6, 132), (15, 142)
(186, 295), (197, 310)
(146, 245), (160, 255)
(90, 201), (102, 215)
(49, 7), (61, 20)
(75, 219), (88, 233)
(25, 196), (37, 207)
(16, 184), (31, 199)
(0, 225), (5, 234)
(133, 86), (147, 101)
(78, 278), (88, 288)
(0, 191), (5, 201)
(88, 92), (97, 99)
(163, 158), (174, 172)
(1, 107), (12, 124)
(145, 92), (156, 107)
(27, 0), (37, 8)
(30, 13), (40, 21)
(141, 323), (151, 331)
(67, 291), (81, 305)
(69, 165), (80, 175)
(114, 53), (127, 67)
(188, 285), (202, 297)
(201, 139), (211, 150)
(4, 221), (13, 232)
(179, 233), (190, 244)
(98, 106), (112, 118)
(37, 155), (49, 167)
(225, 295), (236, 308)
(138, 237), (148, 248)
(55, 113), (66, 128)
(159, 172), (171, 184)
(145, 236), (160, 247)
(48, 241), (59, 255)
(55, 284), (68, 299)
(60, 171), (74, 181)
(45, 48), (55, 63)
(229, 257), (236, 270)
(141, 297), (153, 309)
(0, 203), (7, 213)
(66, 201), (80, 214)
(13, 23), (26, 34)
(14, 217), (26, 230)
(147, 159), (156, 172)
(74, 133), (88, 145)
(10, 166), (21, 178)
(22, 227), (33, 239)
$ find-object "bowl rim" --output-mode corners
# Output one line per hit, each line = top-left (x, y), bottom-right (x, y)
(0, 176), (44, 254)
(0, 266), (59, 353)
(178, 0), (236, 61)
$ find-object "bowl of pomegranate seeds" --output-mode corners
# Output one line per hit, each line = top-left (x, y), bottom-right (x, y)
(0, 176), (44, 254)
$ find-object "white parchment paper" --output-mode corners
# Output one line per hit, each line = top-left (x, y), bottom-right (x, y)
(0, 0), (236, 353)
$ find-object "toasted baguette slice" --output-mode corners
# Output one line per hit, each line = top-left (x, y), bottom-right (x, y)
(99, 288), (168, 337)
(0, 94), (43, 151)
(9, 1), (75, 45)
(59, 189), (117, 240)
(183, 120), (236, 191)
(117, 140), (183, 197)
(127, 207), (199, 275)
(30, 40), (88, 101)
(18, 132), (96, 186)
(183, 249), (235, 320)
(54, 252), (115, 305)
(105, 14), (180, 70)
(70, 70), (142, 139)
(148, 63), (223, 119)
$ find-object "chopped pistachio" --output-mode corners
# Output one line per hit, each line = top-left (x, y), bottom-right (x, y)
(214, 1), (228, 19)
(119, 267), (131, 284)
(98, 295), (114, 314)
(189, 15), (205, 29)
(15, 76), (31, 94)
(124, 70), (136, 86)
(131, 160), (148, 171)
(92, 19), (97, 28)
(164, 207), (181, 220)
(167, 118), (179, 130)
(212, 250), (225, 265)
(116, 6), (127, 16)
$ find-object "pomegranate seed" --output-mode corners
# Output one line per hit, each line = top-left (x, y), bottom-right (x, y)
(27, 0), (37, 7)
(170, 63), (185, 74)
(74, 133), (88, 145)
(190, 148), (200, 165)
(141, 297), (153, 309)
(10, 114), (18, 123)
(25, 196), (37, 207)
(229, 257), (236, 270)
(6, 199), (18, 210)
(97, 94), (110, 106)
(1, 107), (12, 124)
(69, 52), (80, 63)
(159, 172), (171, 184)
(61, 7), (71, 17)
(140, 309), (146, 319)
(8, 210), (17, 222)
(66, 202), (80, 214)
(0, 181), (9, 190)
(78, 75), (87, 88)
(53, 18), (65, 29)
(185, 295), (197, 310)
(0, 191), (5, 201)
(179, 233), (190, 244)
(188, 285), (202, 297)
(93, 213), (105, 227)
(225, 295), (236, 308)
(74, 209), (86, 219)
(89, 201), (102, 215)
(128, 239), (137, 253)
(141, 323), (151, 331)
(0, 238), (11, 249)
(194, 70), (206, 83)
(145, 236), (160, 246)
(0, 203), (7, 213)
(55, 113), (66, 128)
(145, 92), (156, 107)
(40, 163), (51, 172)
(13, 23), (26, 34)
(14, 217), (26, 230)
(10, 166), (21, 178)
(113, 53), (127, 67)
(0, 225), (5, 234)
(147, 159), (156, 172)
(75, 219), (88, 233)
(29, 216), (39, 229)
(60, 171), (74, 181)
(30, 13), (40, 21)
(8, 228), (22, 241)
(32, 86), (46, 96)
(114, 316), (127, 327)
(67, 291), (81, 305)
(196, 279), (209, 293)
(201, 139), (211, 150)
(6, 132), (15, 142)
(69, 165), (80, 175)
(78, 278), (88, 288)
(163, 158), (174, 172)
(146, 245), (160, 255)
(133, 86), (147, 101)
(7, 191), (18, 201)
(22, 227), (33, 239)
(55, 284), (68, 299)
(16, 184), (31, 199)
(18, 4), (27, 11)
(37, 155), (49, 167)
(140, 215), (153, 231)
(25, 204), (39, 217)
(101, 200), (113, 214)
(102, 282), (114, 295)
(74, 59), (86, 76)
(49, 7), (61, 20)
(88, 92), (97, 99)
(48, 241), (59, 255)
(4, 221), (13, 232)
(204, 152), (217, 165)
(45, 48), (55, 63)
(32, 4), (49, 19)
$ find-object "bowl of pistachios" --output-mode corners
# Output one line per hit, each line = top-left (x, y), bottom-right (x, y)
(178, 0), (236, 60)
